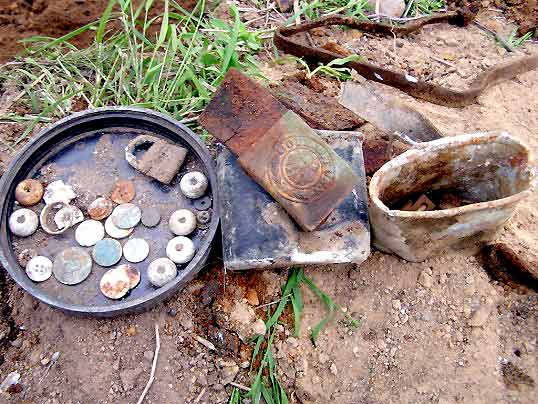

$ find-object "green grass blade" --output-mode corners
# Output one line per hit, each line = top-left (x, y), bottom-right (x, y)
(96, 0), (116, 44)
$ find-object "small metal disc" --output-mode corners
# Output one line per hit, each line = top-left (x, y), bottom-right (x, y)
(92, 238), (122, 267)
(116, 263), (140, 289)
(196, 210), (211, 225)
(88, 197), (113, 220)
(111, 203), (141, 229)
(104, 216), (134, 239)
(147, 258), (177, 287)
(100, 266), (131, 299)
(193, 196), (212, 211)
(110, 180), (135, 204)
(75, 220), (105, 247)
(53, 247), (92, 285)
(141, 207), (161, 228)
(123, 238), (150, 263)
(26, 256), (52, 282)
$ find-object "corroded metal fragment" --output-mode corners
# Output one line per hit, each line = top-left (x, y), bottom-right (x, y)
(125, 135), (187, 184)
(199, 69), (358, 231)
(53, 247), (92, 285)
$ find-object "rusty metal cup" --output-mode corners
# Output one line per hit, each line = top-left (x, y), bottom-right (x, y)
(369, 131), (535, 262)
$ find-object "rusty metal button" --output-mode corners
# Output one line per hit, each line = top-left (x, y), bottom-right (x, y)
(169, 209), (196, 236)
(180, 171), (208, 199)
(166, 236), (196, 264)
(123, 238), (149, 263)
(26, 256), (52, 282)
(75, 220), (105, 247)
(141, 207), (161, 227)
(105, 216), (134, 239)
(111, 203), (141, 229)
(88, 197), (113, 220)
(110, 180), (135, 204)
(53, 247), (92, 285)
(147, 258), (177, 287)
(9, 208), (39, 237)
(196, 210), (211, 226)
(118, 264), (141, 290)
(193, 196), (212, 211)
(100, 266), (131, 299)
(15, 179), (43, 206)
(92, 238), (122, 267)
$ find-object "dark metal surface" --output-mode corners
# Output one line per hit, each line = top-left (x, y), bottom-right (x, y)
(218, 130), (370, 270)
(274, 11), (538, 107)
(0, 107), (219, 317)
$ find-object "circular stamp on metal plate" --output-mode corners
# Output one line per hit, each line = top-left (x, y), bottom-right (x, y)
(267, 135), (336, 203)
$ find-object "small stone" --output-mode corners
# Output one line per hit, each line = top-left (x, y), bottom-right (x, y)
(0, 372), (20, 393)
(439, 273), (448, 284)
(126, 325), (137, 336)
(418, 271), (433, 288)
(469, 304), (492, 327)
(250, 319), (266, 336)
(41, 357), (50, 366)
(167, 308), (178, 317)
(220, 363), (239, 385)
(391, 299), (401, 311)
(245, 289), (259, 306)
(330, 363), (338, 375)
(120, 368), (142, 391)
(400, 313), (409, 324)
(143, 350), (154, 361)
(10, 338), (22, 348)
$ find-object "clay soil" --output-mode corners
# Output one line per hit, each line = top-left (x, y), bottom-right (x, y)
(1, 4), (538, 404)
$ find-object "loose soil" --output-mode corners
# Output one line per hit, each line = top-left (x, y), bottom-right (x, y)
(1, 5), (538, 404)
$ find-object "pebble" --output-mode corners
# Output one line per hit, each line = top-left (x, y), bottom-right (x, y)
(250, 319), (266, 336)
(469, 304), (492, 327)
(169, 209), (197, 236)
(123, 238), (150, 263)
(180, 171), (208, 199)
(10, 338), (22, 348)
(330, 363), (338, 375)
(75, 220), (105, 247)
(418, 271), (433, 288)
(391, 299), (401, 311)
(143, 350), (154, 361)
(9, 208), (39, 237)
(245, 289), (259, 306)
(166, 236), (196, 264)
(439, 273), (448, 284)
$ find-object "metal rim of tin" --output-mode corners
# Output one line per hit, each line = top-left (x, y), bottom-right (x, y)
(0, 107), (219, 316)
(52, 247), (93, 285)
(92, 238), (123, 267)
(111, 203), (141, 230)
(75, 219), (105, 247)
(25, 256), (53, 282)
(122, 238), (150, 263)
(104, 216), (134, 239)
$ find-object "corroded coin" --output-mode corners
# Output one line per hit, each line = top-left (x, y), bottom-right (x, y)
(117, 264), (140, 289)
(92, 238), (122, 267)
(99, 266), (130, 299)
(147, 258), (177, 287)
(141, 207), (161, 228)
(53, 247), (92, 285)
(166, 236), (195, 264)
(75, 220), (105, 247)
(111, 203), (141, 229)
(26, 256), (52, 282)
(15, 179), (43, 206)
(110, 180), (135, 204)
(123, 238), (149, 263)
(104, 216), (134, 239)
(88, 197), (114, 220)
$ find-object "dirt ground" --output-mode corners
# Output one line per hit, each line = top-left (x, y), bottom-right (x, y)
(1, 3), (538, 404)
